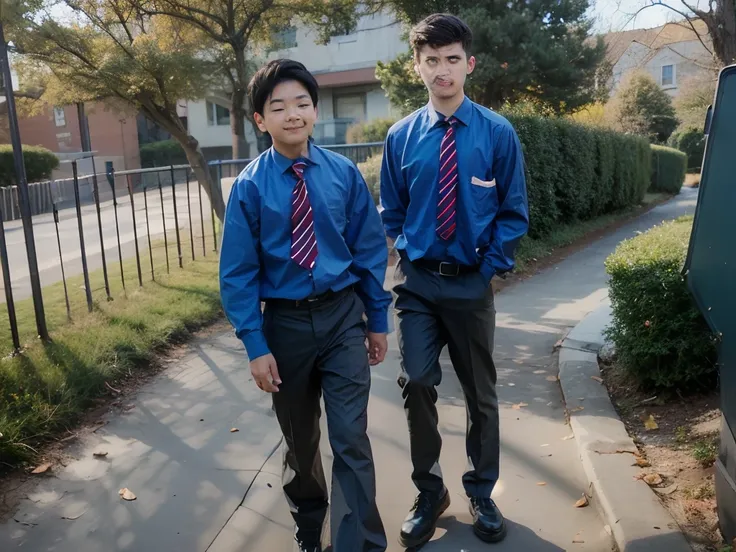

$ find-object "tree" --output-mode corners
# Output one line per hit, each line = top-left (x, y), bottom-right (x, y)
(9, 0), (228, 220)
(674, 73), (717, 129)
(607, 71), (679, 143)
(130, 0), (364, 157)
(377, 0), (607, 113)
(635, 0), (734, 67)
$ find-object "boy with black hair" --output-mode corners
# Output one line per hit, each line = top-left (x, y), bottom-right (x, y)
(219, 58), (390, 552)
(380, 13), (529, 548)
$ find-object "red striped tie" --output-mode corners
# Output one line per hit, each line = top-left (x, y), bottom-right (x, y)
(290, 161), (318, 270)
(437, 117), (458, 240)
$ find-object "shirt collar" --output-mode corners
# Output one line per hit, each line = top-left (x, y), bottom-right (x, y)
(426, 95), (472, 127)
(269, 140), (319, 175)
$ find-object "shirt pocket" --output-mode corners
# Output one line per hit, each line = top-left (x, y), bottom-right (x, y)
(469, 175), (500, 223)
(325, 195), (347, 234)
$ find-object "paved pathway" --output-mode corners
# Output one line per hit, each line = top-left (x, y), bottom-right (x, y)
(0, 188), (698, 551)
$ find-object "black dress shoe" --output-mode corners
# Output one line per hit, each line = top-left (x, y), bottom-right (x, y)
(399, 488), (451, 548)
(469, 497), (507, 542)
(294, 538), (320, 552)
(294, 528), (321, 552)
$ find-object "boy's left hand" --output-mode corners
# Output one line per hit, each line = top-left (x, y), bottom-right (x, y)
(366, 332), (388, 366)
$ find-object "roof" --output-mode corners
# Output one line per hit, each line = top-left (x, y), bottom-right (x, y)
(598, 19), (710, 66)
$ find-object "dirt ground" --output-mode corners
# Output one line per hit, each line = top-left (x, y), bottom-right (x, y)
(599, 355), (728, 552)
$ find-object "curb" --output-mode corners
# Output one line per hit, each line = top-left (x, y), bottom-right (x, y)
(558, 303), (692, 552)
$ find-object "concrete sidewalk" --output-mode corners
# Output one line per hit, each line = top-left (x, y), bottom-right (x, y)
(0, 188), (698, 551)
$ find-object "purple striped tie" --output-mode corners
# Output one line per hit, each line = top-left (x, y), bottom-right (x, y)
(290, 161), (318, 270)
(437, 117), (458, 240)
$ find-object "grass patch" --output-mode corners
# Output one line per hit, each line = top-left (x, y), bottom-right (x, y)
(514, 194), (669, 272)
(692, 435), (719, 468)
(0, 231), (222, 469)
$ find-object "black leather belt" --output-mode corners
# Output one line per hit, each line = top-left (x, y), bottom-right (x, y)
(264, 286), (352, 308)
(411, 257), (479, 277)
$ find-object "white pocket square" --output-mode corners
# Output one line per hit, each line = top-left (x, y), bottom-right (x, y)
(471, 176), (496, 188)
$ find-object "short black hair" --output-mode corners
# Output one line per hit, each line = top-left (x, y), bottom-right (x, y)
(410, 14), (472, 56)
(247, 59), (319, 116)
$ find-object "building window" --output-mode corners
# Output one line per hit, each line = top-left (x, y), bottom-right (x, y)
(206, 101), (230, 126)
(53, 106), (66, 127)
(661, 64), (675, 87)
(333, 92), (367, 123)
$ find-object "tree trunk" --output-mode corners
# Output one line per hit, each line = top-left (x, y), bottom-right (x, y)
(230, 87), (249, 159)
(181, 136), (226, 222)
(708, 0), (736, 66)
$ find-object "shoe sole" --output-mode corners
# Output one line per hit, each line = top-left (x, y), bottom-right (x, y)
(398, 492), (451, 549)
(472, 519), (508, 543)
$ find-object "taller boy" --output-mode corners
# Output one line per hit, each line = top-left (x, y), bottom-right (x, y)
(219, 59), (391, 552)
(380, 14), (529, 548)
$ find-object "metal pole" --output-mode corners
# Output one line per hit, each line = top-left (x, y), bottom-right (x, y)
(105, 164), (126, 294)
(143, 186), (155, 282)
(169, 165), (183, 269)
(158, 173), (170, 274)
(72, 161), (93, 313)
(198, 177), (206, 257)
(126, 174), (143, 287)
(186, 170), (195, 260)
(0, 22), (48, 340)
(0, 201), (20, 352)
(53, 205), (71, 321)
(212, 165), (220, 253)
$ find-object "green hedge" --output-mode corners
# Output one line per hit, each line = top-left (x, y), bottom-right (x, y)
(669, 127), (706, 171)
(357, 154), (381, 204)
(347, 118), (396, 144)
(0, 145), (59, 187)
(604, 216), (718, 391)
(140, 139), (188, 168)
(650, 145), (687, 194)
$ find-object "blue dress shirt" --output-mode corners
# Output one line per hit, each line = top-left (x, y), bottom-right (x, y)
(380, 96), (529, 284)
(219, 142), (392, 361)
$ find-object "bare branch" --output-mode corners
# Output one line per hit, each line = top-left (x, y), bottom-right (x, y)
(627, 1), (714, 57)
(129, 0), (228, 40)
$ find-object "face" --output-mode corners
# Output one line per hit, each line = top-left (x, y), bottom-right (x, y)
(254, 79), (317, 149)
(414, 42), (475, 102)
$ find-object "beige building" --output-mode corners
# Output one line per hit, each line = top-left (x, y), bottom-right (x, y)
(603, 20), (715, 97)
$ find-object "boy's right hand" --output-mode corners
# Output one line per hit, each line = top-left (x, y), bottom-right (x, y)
(250, 354), (281, 393)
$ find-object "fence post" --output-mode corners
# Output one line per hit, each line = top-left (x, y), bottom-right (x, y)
(72, 160), (94, 313)
(126, 174), (143, 287)
(106, 162), (126, 295)
(0, 199), (20, 353)
(169, 165), (183, 269)
(90, 158), (111, 300)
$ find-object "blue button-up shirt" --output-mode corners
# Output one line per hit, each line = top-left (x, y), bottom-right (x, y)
(219, 143), (392, 361)
(380, 96), (529, 283)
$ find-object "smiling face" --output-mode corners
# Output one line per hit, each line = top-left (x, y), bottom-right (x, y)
(414, 42), (475, 105)
(254, 79), (317, 152)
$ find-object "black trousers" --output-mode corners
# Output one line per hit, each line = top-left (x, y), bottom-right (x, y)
(392, 257), (500, 499)
(263, 289), (386, 551)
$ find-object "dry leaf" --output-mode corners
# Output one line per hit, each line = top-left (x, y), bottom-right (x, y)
(643, 415), (659, 431)
(633, 456), (650, 468)
(31, 463), (52, 474)
(563, 434), (575, 441)
(230, 428), (239, 433)
(119, 488), (137, 501)
(533, 370), (546, 374)
(654, 483), (678, 495)
(570, 406), (585, 413)
(643, 473), (663, 486)
(537, 481), (547, 486)
(574, 494), (589, 508)
(511, 402), (528, 410)
(546, 375), (559, 382)
(590, 376), (603, 384)
(93, 452), (108, 458)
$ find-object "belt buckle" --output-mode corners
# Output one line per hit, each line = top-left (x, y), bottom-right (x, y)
(438, 262), (459, 277)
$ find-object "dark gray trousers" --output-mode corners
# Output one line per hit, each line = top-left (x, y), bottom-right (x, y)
(263, 289), (386, 552)
(392, 257), (499, 499)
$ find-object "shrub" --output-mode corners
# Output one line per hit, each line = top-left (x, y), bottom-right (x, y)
(505, 114), (651, 238)
(604, 216), (718, 391)
(650, 145), (687, 193)
(139, 139), (188, 168)
(346, 118), (396, 144)
(0, 144), (59, 186)
(357, 154), (381, 204)
(669, 126), (706, 171)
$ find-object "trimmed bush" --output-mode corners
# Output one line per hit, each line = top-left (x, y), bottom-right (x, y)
(604, 216), (718, 391)
(669, 126), (706, 171)
(0, 145), (59, 186)
(140, 139), (188, 168)
(357, 154), (381, 204)
(346, 118), (396, 144)
(650, 145), (687, 193)
(505, 114), (651, 238)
